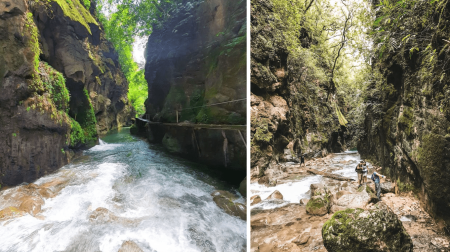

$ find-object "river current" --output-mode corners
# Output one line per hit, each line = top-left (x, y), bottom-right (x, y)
(250, 151), (362, 210)
(0, 128), (246, 252)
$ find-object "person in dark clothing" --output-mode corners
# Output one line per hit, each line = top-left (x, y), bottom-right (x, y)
(372, 171), (385, 200)
(300, 155), (305, 167)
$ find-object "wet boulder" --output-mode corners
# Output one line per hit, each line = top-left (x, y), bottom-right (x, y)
(239, 177), (247, 197)
(118, 241), (143, 252)
(306, 195), (330, 216)
(250, 195), (261, 205)
(322, 203), (413, 252)
(18, 196), (44, 216)
(212, 191), (246, 220)
(265, 190), (283, 200)
(381, 182), (396, 193)
(0, 206), (25, 220)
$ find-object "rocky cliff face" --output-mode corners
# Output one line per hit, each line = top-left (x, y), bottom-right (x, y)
(358, 0), (450, 232)
(0, 0), (133, 186)
(250, 0), (347, 176)
(144, 0), (246, 125)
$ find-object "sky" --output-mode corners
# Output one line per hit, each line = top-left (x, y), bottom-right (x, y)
(133, 36), (147, 67)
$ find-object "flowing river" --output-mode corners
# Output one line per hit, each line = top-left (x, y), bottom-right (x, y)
(250, 151), (362, 210)
(0, 128), (246, 252)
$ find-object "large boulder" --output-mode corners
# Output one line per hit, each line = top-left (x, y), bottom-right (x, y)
(380, 182), (396, 193)
(239, 177), (247, 197)
(322, 203), (413, 252)
(265, 190), (283, 200)
(333, 190), (371, 209)
(306, 195), (330, 216)
(212, 191), (246, 220)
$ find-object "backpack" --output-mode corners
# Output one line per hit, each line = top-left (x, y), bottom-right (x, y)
(371, 173), (376, 182)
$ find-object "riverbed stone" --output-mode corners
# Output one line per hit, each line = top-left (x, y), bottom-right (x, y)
(251, 195), (262, 205)
(0, 206), (25, 220)
(212, 195), (246, 220)
(299, 198), (309, 205)
(333, 190), (371, 209)
(293, 232), (310, 245)
(322, 203), (413, 252)
(118, 241), (143, 252)
(266, 190), (283, 200)
(306, 195), (330, 216)
(18, 196), (44, 216)
(381, 182), (396, 193)
(211, 190), (238, 200)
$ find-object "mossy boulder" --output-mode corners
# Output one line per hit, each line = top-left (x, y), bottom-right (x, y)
(322, 203), (413, 252)
(306, 195), (330, 216)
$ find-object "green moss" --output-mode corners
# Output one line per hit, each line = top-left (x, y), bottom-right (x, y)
(306, 197), (326, 210)
(382, 104), (397, 148)
(253, 118), (273, 143)
(82, 0), (90, 9)
(398, 106), (414, 136)
(69, 118), (85, 147)
(416, 133), (448, 205)
(24, 12), (40, 73)
(51, 0), (98, 34)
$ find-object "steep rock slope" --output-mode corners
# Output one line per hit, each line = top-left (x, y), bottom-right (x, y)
(144, 0), (246, 125)
(0, 0), (133, 186)
(359, 0), (450, 231)
(250, 0), (346, 175)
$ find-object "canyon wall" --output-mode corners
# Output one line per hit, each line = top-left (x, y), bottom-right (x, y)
(0, 0), (133, 186)
(358, 0), (450, 231)
(250, 0), (348, 177)
(144, 0), (246, 125)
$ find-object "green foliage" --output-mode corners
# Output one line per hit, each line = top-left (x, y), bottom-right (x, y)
(52, 0), (98, 34)
(70, 118), (85, 147)
(82, 0), (90, 9)
(24, 12), (40, 72)
(96, 4), (152, 117)
(396, 178), (416, 193)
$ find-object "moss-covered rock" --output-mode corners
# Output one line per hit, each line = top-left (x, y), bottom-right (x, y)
(306, 195), (330, 216)
(322, 203), (413, 252)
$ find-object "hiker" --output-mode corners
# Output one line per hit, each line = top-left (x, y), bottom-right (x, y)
(355, 160), (365, 187)
(371, 171), (386, 200)
(362, 161), (368, 185)
(300, 154), (305, 167)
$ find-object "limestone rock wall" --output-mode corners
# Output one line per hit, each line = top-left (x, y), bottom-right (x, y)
(144, 0), (246, 125)
(250, 0), (345, 175)
(358, 0), (450, 231)
(0, 0), (133, 186)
